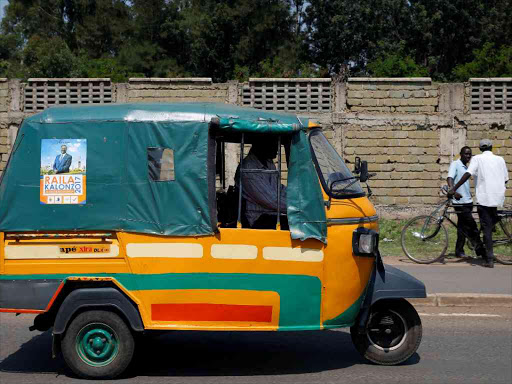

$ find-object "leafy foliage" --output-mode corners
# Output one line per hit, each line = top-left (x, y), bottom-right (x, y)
(305, 0), (413, 75)
(368, 53), (429, 78)
(22, 35), (78, 78)
(453, 43), (512, 80)
(0, 0), (510, 81)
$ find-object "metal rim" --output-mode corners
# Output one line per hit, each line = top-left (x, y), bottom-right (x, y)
(75, 322), (120, 367)
(494, 218), (512, 265)
(367, 309), (408, 351)
(401, 215), (447, 264)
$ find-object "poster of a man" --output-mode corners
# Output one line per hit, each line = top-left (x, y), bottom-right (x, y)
(40, 139), (87, 205)
(53, 144), (72, 174)
(40, 139), (87, 176)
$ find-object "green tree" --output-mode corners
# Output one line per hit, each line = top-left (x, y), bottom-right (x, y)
(73, 0), (133, 58)
(453, 43), (512, 80)
(0, 0), (313, 81)
(73, 55), (143, 82)
(408, 0), (512, 80)
(305, 0), (412, 76)
(305, 0), (512, 80)
(1, 1), (134, 59)
(0, 32), (24, 77)
(22, 35), (77, 78)
(367, 52), (429, 77)
(165, 0), (297, 81)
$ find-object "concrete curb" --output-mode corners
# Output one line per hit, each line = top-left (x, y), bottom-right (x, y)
(408, 293), (512, 307)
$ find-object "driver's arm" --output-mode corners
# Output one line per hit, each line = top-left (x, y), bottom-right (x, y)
(242, 171), (287, 212)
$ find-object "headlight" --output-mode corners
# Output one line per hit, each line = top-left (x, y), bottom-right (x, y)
(352, 228), (379, 257)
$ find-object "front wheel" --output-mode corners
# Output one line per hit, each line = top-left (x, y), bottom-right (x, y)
(350, 299), (422, 365)
(401, 215), (448, 264)
(61, 310), (135, 379)
(493, 216), (512, 265)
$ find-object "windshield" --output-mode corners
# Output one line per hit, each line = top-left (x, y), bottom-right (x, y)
(309, 130), (364, 198)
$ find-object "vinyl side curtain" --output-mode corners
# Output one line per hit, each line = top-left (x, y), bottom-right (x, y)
(0, 120), (214, 236)
(287, 131), (328, 243)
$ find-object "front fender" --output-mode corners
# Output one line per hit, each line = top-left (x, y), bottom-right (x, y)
(356, 263), (426, 332)
(369, 264), (427, 303)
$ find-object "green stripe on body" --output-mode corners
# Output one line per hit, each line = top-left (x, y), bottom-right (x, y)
(1, 273), (322, 330)
(1, 273), (365, 330)
(322, 290), (366, 329)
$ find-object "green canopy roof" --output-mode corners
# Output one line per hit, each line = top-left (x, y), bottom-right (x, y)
(27, 102), (308, 129)
(0, 103), (326, 242)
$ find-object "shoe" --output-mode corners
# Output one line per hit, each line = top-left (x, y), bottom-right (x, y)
(455, 252), (467, 258)
(483, 259), (494, 268)
(475, 245), (486, 258)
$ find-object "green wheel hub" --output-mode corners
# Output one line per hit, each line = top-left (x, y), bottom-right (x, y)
(76, 323), (119, 367)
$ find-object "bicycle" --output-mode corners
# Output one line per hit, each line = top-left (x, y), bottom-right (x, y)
(401, 188), (512, 265)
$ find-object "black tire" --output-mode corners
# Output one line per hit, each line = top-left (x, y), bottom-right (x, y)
(401, 215), (448, 264)
(61, 310), (135, 379)
(350, 299), (422, 366)
(494, 216), (512, 265)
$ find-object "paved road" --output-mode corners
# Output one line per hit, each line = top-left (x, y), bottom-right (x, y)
(1, 308), (511, 384)
(385, 258), (512, 295)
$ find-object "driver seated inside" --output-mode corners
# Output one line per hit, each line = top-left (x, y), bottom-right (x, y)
(235, 138), (288, 229)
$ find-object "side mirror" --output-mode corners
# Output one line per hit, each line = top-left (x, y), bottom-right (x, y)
(354, 157), (361, 174)
(359, 161), (369, 183)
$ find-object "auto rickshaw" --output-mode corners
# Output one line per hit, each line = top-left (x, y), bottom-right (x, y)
(0, 103), (426, 379)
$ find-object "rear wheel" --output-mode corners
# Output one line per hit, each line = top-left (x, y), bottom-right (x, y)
(401, 215), (448, 264)
(61, 310), (135, 379)
(493, 216), (512, 265)
(350, 299), (422, 365)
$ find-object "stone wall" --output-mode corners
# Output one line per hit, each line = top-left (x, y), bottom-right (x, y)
(0, 76), (510, 217)
(334, 78), (512, 214)
(0, 79), (10, 173)
(346, 78), (438, 113)
(119, 78), (235, 104)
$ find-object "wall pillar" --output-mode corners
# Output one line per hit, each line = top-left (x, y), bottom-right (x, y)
(115, 83), (129, 103)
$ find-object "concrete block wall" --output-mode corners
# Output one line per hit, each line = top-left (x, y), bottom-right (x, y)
(0, 79), (10, 172)
(334, 79), (512, 210)
(335, 113), (444, 206)
(123, 78), (232, 103)
(346, 78), (438, 113)
(0, 76), (510, 217)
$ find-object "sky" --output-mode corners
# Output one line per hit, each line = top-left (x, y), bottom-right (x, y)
(0, 0), (6, 21)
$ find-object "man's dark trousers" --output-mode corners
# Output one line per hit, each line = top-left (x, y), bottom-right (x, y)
(454, 203), (484, 256)
(477, 205), (499, 261)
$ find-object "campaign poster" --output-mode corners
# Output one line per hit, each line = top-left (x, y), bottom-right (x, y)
(40, 139), (87, 205)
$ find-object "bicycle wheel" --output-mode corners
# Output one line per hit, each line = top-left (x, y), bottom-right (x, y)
(493, 215), (512, 265)
(401, 215), (448, 264)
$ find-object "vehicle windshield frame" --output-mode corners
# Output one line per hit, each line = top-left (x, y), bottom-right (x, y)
(308, 129), (365, 199)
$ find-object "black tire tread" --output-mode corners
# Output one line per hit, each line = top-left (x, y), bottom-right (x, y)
(350, 299), (422, 366)
(61, 310), (135, 379)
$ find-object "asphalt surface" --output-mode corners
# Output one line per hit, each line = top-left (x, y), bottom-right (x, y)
(1, 259), (510, 382)
(1, 308), (511, 384)
(385, 257), (512, 294)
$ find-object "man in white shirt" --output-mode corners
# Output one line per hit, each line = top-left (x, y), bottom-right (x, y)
(448, 139), (509, 268)
(447, 146), (484, 258)
(235, 138), (287, 229)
